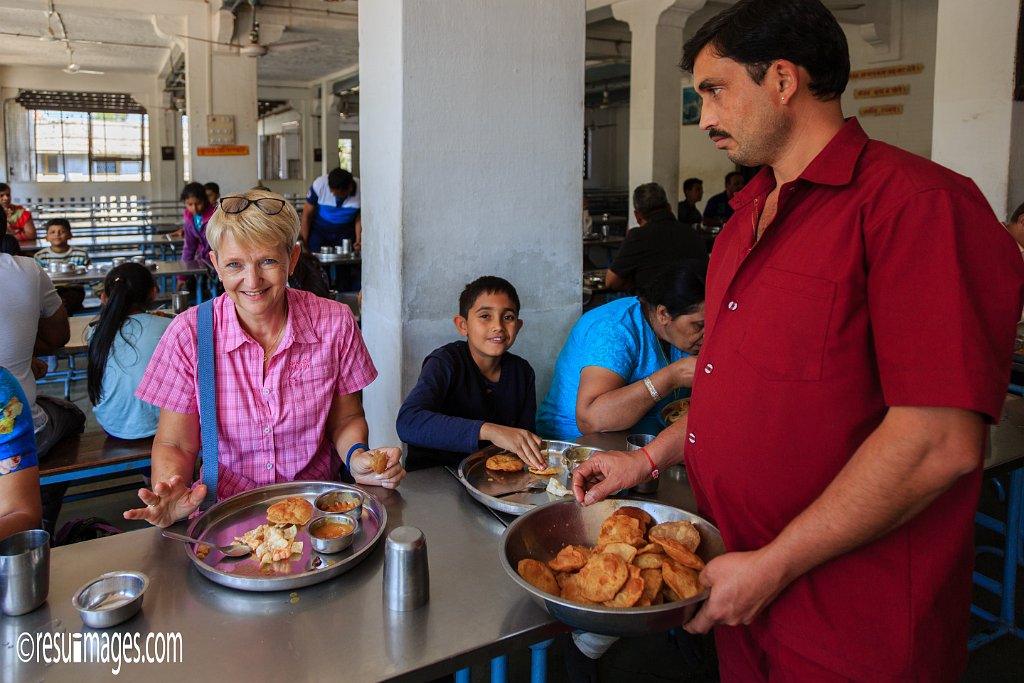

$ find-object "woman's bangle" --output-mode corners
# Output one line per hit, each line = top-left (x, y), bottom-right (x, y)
(643, 376), (662, 402)
(640, 447), (660, 479)
(345, 442), (368, 472)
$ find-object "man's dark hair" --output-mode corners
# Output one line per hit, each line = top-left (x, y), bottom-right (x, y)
(682, 177), (703, 193)
(681, 0), (850, 102)
(1011, 201), (1024, 224)
(45, 218), (71, 232)
(328, 168), (355, 191)
(458, 276), (521, 319)
(725, 171), (744, 185)
(204, 182), (220, 195)
(632, 182), (670, 219)
(180, 182), (207, 204)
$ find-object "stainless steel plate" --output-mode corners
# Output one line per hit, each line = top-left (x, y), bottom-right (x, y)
(500, 499), (725, 637)
(184, 481), (386, 592)
(456, 442), (604, 516)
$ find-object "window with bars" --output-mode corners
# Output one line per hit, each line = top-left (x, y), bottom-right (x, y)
(30, 110), (150, 182)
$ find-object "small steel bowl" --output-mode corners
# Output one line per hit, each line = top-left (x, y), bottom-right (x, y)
(562, 445), (602, 476)
(71, 571), (149, 628)
(314, 489), (363, 518)
(308, 513), (359, 554)
(659, 398), (691, 427)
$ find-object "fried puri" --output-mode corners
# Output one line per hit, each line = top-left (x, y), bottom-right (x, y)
(578, 552), (629, 602)
(651, 536), (706, 571)
(613, 506), (654, 533)
(368, 449), (389, 474)
(486, 454), (524, 472)
(548, 544), (591, 572)
(266, 496), (314, 526)
(597, 514), (646, 548)
(649, 521), (700, 552)
(517, 559), (559, 595)
(603, 565), (644, 608)
(661, 558), (704, 600)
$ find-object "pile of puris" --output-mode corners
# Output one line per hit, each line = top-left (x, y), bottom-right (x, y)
(517, 507), (705, 608)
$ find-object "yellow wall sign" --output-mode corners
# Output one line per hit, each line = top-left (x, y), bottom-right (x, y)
(196, 145), (250, 157)
(859, 104), (904, 117)
(849, 64), (924, 80)
(854, 84), (911, 99)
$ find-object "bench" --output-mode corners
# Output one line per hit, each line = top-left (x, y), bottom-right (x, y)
(40, 431), (153, 502)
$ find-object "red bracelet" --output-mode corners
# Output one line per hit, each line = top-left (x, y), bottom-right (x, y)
(640, 447), (660, 479)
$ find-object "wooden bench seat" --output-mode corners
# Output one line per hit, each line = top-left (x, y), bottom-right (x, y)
(40, 431), (153, 489)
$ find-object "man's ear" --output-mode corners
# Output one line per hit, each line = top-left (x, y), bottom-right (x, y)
(453, 315), (468, 336)
(515, 319), (524, 334)
(771, 59), (800, 104)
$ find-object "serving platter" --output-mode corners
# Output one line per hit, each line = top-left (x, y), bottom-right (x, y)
(500, 498), (725, 637)
(456, 441), (603, 516)
(184, 481), (386, 592)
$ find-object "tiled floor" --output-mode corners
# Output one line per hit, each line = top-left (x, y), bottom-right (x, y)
(41, 378), (1024, 681)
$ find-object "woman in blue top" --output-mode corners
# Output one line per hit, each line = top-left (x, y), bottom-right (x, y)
(0, 366), (41, 539)
(87, 263), (172, 439)
(537, 261), (705, 440)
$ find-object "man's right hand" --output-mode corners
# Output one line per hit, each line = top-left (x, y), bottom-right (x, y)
(123, 475), (206, 528)
(480, 424), (546, 470)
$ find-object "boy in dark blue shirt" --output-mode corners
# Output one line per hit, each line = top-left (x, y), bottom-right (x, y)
(397, 277), (545, 470)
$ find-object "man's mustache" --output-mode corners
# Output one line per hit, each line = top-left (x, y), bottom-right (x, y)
(708, 128), (731, 140)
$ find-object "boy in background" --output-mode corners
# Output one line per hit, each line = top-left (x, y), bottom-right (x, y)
(34, 218), (89, 314)
(397, 276), (545, 470)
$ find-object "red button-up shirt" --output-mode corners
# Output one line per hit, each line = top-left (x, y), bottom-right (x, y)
(686, 119), (1024, 680)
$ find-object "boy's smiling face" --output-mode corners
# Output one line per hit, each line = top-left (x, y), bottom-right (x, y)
(46, 224), (71, 250)
(454, 291), (523, 365)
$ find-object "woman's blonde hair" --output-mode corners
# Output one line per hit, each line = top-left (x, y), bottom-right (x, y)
(206, 189), (300, 254)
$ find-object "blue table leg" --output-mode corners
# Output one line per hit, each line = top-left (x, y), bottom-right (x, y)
(490, 655), (508, 683)
(529, 638), (554, 683)
(455, 668), (470, 683)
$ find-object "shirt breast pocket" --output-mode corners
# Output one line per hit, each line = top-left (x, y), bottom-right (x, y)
(738, 267), (836, 382)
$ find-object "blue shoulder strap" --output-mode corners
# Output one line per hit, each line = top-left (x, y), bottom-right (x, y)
(197, 299), (218, 510)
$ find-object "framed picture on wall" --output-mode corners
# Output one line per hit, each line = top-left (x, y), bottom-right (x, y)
(682, 87), (702, 125)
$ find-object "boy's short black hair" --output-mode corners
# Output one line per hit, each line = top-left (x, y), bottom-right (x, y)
(682, 177), (703, 192)
(459, 276), (521, 319)
(204, 182), (220, 194)
(45, 218), (72, 232)
(328, 168), (354, 191)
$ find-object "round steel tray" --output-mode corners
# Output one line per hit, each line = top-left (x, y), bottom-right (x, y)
(457, 441), (604, 516)
(184, 481), (386, 592)
(500, 498), (725, 637)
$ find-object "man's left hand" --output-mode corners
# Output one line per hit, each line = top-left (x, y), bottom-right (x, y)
(683, 548), (789, 634)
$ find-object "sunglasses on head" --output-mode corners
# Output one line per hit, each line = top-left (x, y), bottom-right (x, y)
(219, 196), (287, 216)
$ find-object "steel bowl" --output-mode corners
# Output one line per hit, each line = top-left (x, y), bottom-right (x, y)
(314, 489), (364, 518)
(71, 571), (149, 628)
(659, 398), (691, 427)
(500, 499), (725, 637)
(308, 513), (360, 554)
(562, 445), (602, 477)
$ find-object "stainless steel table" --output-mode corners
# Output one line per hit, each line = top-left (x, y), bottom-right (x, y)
(20, 234), (183, 259)
(1, 468), (563, 682)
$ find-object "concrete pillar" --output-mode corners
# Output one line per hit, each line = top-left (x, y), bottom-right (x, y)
(931, 0), (1023, 218)
(612, 0), (705, 222)
(360, 0), (584, 446)
(184, 9), (258, 193)
(319, 79), (341, 176)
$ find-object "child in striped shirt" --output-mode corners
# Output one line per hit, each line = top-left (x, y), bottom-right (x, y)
(34, 218), (90, 313)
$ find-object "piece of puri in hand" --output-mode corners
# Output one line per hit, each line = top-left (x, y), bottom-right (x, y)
(661, 558), (703, 600)
(266, 497), (314, 526)
(486, 453), (524, 472)
(597, 514), (646, 548)
(368, 449), (389, 474)
(547, 544), (592, 572)
(528, 465), (562, 476)
(578, 551), (629, 602)
(518, 559), (560, 596)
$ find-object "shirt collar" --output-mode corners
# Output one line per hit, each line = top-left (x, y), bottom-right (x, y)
(216, 288), (320, 353)
(730, 117), (869, 209)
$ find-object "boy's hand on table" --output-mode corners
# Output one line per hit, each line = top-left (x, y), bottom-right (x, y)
(480, 424), (546, 470)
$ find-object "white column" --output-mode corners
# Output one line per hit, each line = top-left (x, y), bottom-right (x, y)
(184, 8), (258, 193)
(932, 0), (1023, 217)
(613, 0), (705, 221)
(360, 0), (584, 446)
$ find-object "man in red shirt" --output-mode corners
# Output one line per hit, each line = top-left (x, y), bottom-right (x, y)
(572, 0), (1024, 680)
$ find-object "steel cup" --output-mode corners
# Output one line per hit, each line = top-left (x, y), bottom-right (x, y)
(111, 257), (126, 268)
(383, 526), (429, 611)
(334, 245), (344, 254)
(0, 529), (50, 616)
(320, 246), (333, 254)
(625, 434), (659, 494)
(172, 291), (191, 314)
(340, 239), (352, 255)
(601, 224), (610, 238)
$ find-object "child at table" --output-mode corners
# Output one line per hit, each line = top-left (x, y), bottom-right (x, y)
(396, 276), (545, 471)
(87, 263), (171, 439)
(33, 218), (90, 314)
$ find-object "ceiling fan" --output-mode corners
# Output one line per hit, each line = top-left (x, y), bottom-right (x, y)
(62, 48), (103, 75)
(179, 0), (319, 58)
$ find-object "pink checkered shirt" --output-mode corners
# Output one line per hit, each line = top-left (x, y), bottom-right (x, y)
(136, 289), (377, 501)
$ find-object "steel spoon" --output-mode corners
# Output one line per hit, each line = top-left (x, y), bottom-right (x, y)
(494, 480), (550, 498)
(161, 530), (252, 557)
